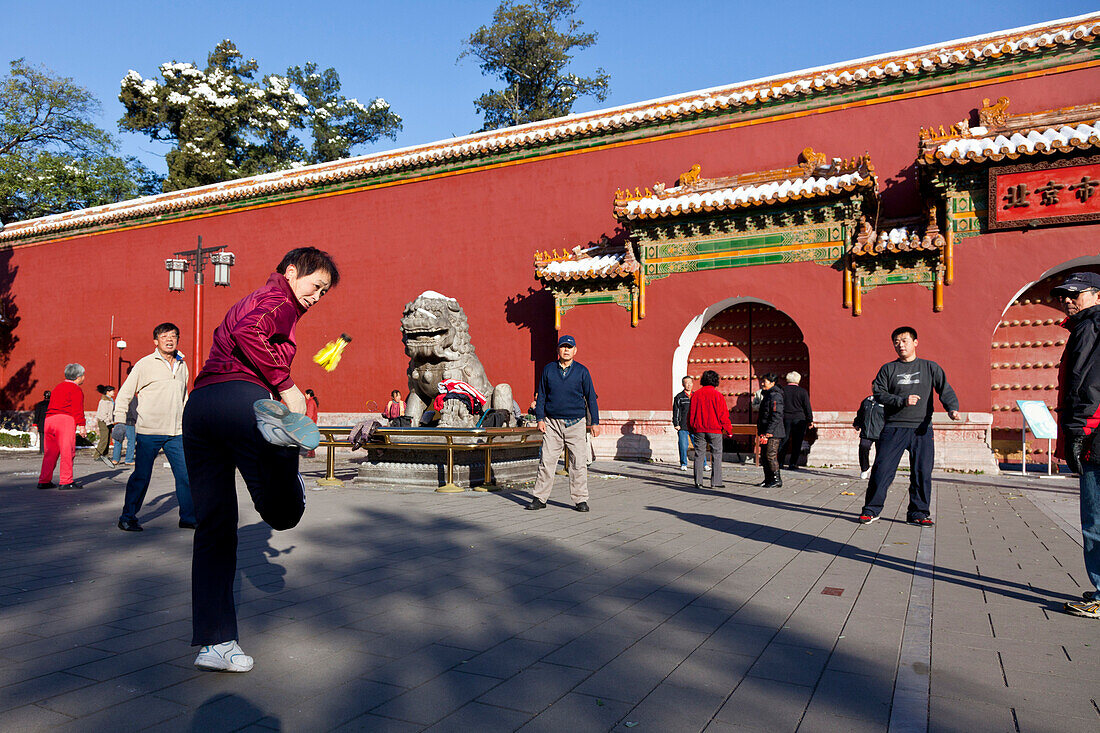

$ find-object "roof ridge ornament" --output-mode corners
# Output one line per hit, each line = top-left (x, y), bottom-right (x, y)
(979, 96), (1011, 128)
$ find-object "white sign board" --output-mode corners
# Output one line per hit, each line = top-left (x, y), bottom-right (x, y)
(1017, 400), (1058, 440)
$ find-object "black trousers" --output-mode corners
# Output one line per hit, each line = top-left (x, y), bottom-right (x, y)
(183, 381), (304, 646)
(858, 437), (876, 472)
(861, 425), (934, 520)
(778, 419), (808, 469)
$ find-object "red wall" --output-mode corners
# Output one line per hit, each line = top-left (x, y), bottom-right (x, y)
(4, 66), (1098, 414)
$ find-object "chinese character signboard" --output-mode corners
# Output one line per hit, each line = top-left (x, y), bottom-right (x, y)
(988, 156), (1100, 230)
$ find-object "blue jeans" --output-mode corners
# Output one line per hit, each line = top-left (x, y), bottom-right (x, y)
(1080, 463), (1100, 592)
(120, 434), (195, 524)
(112, 424), (136, 464)
(677, 429), (691, 467)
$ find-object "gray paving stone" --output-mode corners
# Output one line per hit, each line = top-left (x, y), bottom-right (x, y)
(423, 701), (532, 732)
(714, 676), (813, 729)
(746, 643), (829, 687)
(476, 661), (590, 713)
(368, 670), (502, 725)
(517, 691), (632, 733)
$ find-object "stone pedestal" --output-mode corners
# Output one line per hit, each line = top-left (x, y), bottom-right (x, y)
(806, 411), (999, 473)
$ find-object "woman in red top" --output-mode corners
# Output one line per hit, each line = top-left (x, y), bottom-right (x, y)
(38, 363), (87, 490)
(303, 389), (319, 457)
(688, 369), (733, 490)
(183, 247), (338, 674)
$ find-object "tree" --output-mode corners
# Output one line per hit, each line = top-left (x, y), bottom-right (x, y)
(119, 41), (402, 191)
(0, 59), (159, 224)
(459, 0), (610, 131)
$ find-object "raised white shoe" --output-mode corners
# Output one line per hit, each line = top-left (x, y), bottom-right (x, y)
(194, 640), (254, 672)
(253, 399), (320, 450)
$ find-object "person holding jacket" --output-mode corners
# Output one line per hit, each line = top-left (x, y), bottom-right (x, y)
(672, 376), (693, 471)
(37, 365), (86, 490)
(757, 373), (786, 488)
(184, 247), (337, 673)
(689, 369), (733, 490)
(1051, 272), (1100, 618)
(853, 395), (885, 479)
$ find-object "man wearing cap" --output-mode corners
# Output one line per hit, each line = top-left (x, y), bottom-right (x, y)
(1052, 272), (1100, 618)
(527, 335), (600, 512)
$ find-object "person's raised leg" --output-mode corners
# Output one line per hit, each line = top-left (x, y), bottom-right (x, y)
(861, 426), (908, 519)
(120, 434), (160, 524)
(162, 435), (196, 525)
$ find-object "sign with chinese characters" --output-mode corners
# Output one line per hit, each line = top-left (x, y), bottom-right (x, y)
(988, 156), (1100, 230)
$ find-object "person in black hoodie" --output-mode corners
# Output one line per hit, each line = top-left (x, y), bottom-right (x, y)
(778, 371), (813, 470)
(756, 373), (785, 488)
(1051, 272), (1100, 618)
(859, 326), (959, 526)
(672, 376), (693, 471)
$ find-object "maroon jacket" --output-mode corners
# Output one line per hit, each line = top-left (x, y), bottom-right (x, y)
(194, 273), (306, 395)
(689, 385), (733, 435)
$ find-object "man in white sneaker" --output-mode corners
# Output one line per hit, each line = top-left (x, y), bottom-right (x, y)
(1051, 272), (1100, 619)
(673, 376), (693, 471)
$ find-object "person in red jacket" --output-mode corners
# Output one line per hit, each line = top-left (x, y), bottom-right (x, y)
(689, 369), (733, 489)
(303, 389), (319, 458)
(183, 247), (338, 673)
(37, 363), (87, 490)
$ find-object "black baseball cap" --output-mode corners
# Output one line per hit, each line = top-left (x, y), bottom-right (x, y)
(557, 335), (576, 347)
(1051, 272), (1100, 298)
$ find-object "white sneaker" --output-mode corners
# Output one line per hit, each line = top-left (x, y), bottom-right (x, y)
(253, 399), (320, 450)
(703, 464), (711, 472)
(679, 465), (688, 471)
(194, 640), (254, 672)
(860, 469), (871, 479)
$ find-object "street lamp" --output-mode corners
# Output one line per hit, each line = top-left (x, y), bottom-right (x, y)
(165, 236), (236, 380)
(115, 340), (127, 386)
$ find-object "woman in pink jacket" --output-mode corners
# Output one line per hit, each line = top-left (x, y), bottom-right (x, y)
(37, 363), (87, 490)
(183, 247), (338, 673)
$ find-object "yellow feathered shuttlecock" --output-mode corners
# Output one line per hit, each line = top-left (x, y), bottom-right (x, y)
(313, 333), (352, 372)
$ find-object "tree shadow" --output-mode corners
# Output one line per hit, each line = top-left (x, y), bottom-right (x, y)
(0, 248), (33, 411)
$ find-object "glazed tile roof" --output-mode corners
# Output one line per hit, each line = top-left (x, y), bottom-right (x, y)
(1, 13), (1097, 242)
(534, 240), (639, 282)
(920, 99), (1100, 165)
(614, 151), (876, 221)
(850, 212), (945, 257)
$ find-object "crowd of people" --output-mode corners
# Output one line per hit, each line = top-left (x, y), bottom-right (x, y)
(25, 260), (1099, 680)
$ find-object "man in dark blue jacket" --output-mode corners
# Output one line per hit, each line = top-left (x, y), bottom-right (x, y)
(1052, 272), (1100, 618)
(526, 335), (600, 512)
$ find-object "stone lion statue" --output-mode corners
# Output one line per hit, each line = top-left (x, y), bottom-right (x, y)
(401, 291), (511, 427)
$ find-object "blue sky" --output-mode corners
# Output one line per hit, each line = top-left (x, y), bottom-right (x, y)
(4, 1), (1097, 174)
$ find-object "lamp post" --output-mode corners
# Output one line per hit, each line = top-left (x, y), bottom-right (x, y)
(166, 236), (235, 379)
(115, 340), (127, 387)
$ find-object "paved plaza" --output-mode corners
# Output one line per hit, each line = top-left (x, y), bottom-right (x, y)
(0, 450), (1096, 732)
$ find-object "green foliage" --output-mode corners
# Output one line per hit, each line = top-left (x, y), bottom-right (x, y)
(119, 41), (402, 192)
(459, 0), (610, 131)
(0, 431), (30, 448)
(0, 59), (161, 223)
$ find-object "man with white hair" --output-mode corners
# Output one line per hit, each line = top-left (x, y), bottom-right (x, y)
(779, 371), (813, 470)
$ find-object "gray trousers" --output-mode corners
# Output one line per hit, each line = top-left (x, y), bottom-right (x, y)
(533, 418), (589, 503)
(693, 431), (723, 488)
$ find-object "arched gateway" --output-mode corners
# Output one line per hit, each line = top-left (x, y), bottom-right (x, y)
(991, 259), (1100, 466)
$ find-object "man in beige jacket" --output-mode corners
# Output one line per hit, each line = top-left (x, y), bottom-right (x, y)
(116, 323), (194, 531)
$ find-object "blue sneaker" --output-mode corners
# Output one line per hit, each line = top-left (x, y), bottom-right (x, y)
(253, 400), (320, 450)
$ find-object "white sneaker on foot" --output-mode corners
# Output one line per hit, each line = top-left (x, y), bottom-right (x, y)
(679, 465), (688, 471)
(194, 640), (254, 672)
(860, 468), (871, 479)
(254, 399), (320, 450)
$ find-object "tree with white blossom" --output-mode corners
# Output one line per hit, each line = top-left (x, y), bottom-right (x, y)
(119, 40), (401, 191)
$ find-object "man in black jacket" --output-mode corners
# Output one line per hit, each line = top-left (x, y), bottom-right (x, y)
(32, 390), (50, 454)
(672, 376), (693, 471)
(1052, 272), (1100, 618)
(859, 326), (959, 526)
(757, 373), (786, 488)
(778, 371), (813, 470)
